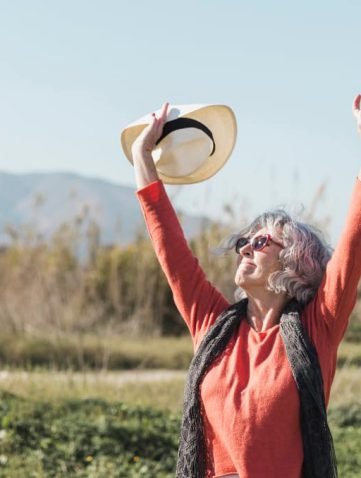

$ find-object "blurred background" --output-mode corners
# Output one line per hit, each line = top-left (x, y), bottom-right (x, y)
(0, 1), (361, 476)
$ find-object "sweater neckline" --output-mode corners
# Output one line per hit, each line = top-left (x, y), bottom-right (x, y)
(245, 320), (280, 338)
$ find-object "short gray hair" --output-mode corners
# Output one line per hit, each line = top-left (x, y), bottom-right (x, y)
(215, 209), (333, 306)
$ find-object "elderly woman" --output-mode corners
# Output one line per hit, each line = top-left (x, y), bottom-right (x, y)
(131, 96), (361, 478)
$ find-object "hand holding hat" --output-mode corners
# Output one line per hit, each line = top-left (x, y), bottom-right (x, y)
(131, 103), (169, 160)
(121, 103), (237, 184)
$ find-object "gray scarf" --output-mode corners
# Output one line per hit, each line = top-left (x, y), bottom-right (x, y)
(176, 298), (338, 478)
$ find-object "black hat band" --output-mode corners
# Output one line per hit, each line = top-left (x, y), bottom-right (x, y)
(155, 117), (216, 156)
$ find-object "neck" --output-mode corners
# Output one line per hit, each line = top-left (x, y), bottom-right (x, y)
(245, 290), (289, 332)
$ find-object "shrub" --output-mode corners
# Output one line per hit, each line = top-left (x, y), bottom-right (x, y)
(0, 391), (180, 477)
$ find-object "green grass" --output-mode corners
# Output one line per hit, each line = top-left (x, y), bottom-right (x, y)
(330, 366), (361, 408)
(0, 390), (360, 477)
(337, 341), (361, 367)
(0, 363), (360, 411)
(0, 391), (179, 477)
(329, 404), (361, 478)
(0, 367), (360, 476)
(0, 370), (186, 413)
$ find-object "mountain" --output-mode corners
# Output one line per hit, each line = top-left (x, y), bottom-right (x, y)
(0, 172), (211, 245)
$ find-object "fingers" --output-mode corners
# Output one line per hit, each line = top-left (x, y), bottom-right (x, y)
(352, 94), (361, 117)
(148, 102), (169, 140)
(352, 94), (361, 137)
(151, 102), (169, 124)
(134, 102), (169, 151)
(159, 102), (169, 123)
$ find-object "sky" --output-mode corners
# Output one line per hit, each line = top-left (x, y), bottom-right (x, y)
(1, 0), (361, 245)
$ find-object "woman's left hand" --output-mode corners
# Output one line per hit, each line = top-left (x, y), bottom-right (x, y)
(352, 94), (361, 136)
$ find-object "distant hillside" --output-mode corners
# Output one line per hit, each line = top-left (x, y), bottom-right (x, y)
(0, 172), (211, 245)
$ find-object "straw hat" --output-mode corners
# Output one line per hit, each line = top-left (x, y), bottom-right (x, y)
(120, 104), (237, 184)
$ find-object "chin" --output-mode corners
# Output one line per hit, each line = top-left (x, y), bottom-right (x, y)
(235, 271), (252, 285)
(235, 277), (248, 289)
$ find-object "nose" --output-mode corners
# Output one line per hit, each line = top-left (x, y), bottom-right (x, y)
(239, 242), (253, 257)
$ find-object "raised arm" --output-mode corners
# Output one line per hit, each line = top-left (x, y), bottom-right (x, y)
(132, 104), (229, 346)
(305, 94), (361, 344)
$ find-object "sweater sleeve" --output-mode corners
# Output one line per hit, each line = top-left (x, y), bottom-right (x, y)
(136, 180), (229, 348)
(305, 178), (361, 346)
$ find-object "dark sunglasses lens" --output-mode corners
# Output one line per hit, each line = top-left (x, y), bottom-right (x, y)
(252, 235), (268, 251)
(235, 237), (249, 253)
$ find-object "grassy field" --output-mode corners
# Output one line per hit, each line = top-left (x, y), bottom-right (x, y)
(0, 370), (186, 413)
(0, 337), (360, 476)
(0, 371), (360, 477)
(0, 190), (360, 475)
(0, 365), (360, 412)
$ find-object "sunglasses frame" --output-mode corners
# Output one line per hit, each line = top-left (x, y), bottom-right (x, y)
(235, 233), (282, 254)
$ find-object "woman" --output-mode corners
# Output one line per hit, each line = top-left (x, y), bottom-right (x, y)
(131, 96), (361, 478)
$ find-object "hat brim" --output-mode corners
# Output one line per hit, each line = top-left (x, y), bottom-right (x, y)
(120, 104), (237, 185)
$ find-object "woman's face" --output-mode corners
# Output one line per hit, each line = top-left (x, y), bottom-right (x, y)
(234, 227), (283, 292)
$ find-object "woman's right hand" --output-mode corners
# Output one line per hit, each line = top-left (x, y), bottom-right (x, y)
(131, 102), (169, 161)
(132, 102), (169, 188)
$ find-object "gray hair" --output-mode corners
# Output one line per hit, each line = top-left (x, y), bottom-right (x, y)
(215, 209), (333, 306)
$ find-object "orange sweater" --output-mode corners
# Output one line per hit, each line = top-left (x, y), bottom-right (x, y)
(137, 179), (361, 478)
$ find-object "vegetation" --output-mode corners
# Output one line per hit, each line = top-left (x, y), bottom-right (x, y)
(0, 334), (360, 371)
(0, 191), (360, 476)
(0, 372), (186, 413)
(0, 367), (359, 413)
(0, 201), (360, 370)
(0, 391), (360, 477)
(0, 391), (179, 477)
(0, 209), (236, 343)
(0, 335), (193, 370)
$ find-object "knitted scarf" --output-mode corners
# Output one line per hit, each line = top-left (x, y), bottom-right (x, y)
(176, 298), (338, 478)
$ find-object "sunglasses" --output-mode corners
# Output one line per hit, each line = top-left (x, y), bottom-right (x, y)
(235, 234), (283, 254)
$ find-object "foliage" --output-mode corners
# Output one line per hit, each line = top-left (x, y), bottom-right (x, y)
(345, 306), (361, 343)
(329, 405), (361, 477)
(0, 392), (360, 477)
(0, 188), (360, 374)
(0, 211), (234, 340)
(0, 391), (179, 477)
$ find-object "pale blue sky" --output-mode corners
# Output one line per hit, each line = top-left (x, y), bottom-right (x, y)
(1, 0), (361, 244)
